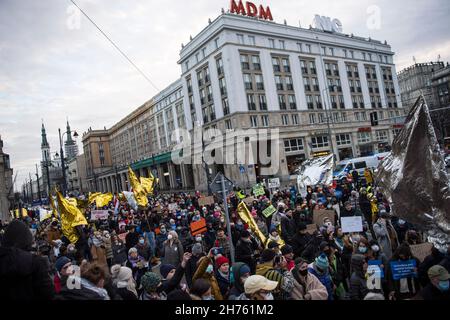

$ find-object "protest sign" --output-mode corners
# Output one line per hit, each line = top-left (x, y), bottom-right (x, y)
(168, 203), (177, 211)
(190, 217), (207, 236)
(368, 260), (385, 278)
(90, 210), (109, 221)
(262, 205), (277, 218)
(341, 216), (363, 233)
(198, 196), (215, 207)
(410, 243), (433, 263)
(243, 197), (255, 206)
(313, 209), (335, 226)
(253, 184), (265, 197)
(390, 260), (417, 280)
(268, 178), (280, 189)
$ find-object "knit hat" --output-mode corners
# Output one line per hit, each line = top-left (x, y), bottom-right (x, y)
(216, 256), (230, 268)
(110, 265), (132, 283)
(192, 243), (203, 256)
(260, 249), (276, 263)
(141, 272), (161, 293)
(281, 245), (293, 255)
(160, 264), (176, 279)
(239, 264), (251, 275)
(314, 254), (329, 270)
(55, 256), (71, 273)
(3, 220), (33, 251)
(267, 241), (280, 249)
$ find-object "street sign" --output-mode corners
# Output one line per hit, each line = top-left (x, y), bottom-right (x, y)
(210, 172), (234, 194)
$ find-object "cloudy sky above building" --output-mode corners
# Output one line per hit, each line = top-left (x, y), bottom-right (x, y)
(1, 0), (449, 189)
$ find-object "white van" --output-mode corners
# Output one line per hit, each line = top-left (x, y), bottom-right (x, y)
(333, 153), (390, 182)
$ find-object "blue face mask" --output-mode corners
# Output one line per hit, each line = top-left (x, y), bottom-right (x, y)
(438, 280), (449, 291)
(206, 264), (214, 274)
(359, 246), (368, 254)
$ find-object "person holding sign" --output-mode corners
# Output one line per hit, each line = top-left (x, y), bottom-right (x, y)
(386, 243), (421, 300)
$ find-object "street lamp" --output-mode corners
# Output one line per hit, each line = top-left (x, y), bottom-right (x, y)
(58, 128), (79, 196)
(321, 85), (337, 160)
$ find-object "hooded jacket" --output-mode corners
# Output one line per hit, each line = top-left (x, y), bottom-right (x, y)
(0, 220), (55, 300)
(228, 262), (248, 300)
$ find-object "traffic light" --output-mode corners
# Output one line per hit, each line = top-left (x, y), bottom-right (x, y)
(370, 112), (379, 126)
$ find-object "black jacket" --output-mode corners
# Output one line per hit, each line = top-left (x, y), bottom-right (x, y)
(161, 263), (186, 295)
(0, 247), (55, 301)
(235, 239), (256, 272)
(185, 254), (202, 289)
(291, 232), (313, 259)
(419, 282), (450, 300)
(280, 215), (296, 244)
(116, 287), (138, 300)
(125, 232), (139, 252)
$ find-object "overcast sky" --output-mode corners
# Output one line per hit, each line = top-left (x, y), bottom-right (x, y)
(1, 0), (449, 190)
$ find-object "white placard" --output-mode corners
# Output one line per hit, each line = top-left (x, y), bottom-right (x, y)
(268, 178), (280, 189)
(341, 216), (363, 233)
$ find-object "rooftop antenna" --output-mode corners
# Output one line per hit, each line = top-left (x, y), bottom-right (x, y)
(208, 18), (212, 24)
(221, 8), (225, 14)
(190, 35), (193, 41)
(284, 19), (287, 25)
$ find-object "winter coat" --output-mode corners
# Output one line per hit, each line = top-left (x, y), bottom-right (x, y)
(125, 232), (140, 252)
(235, 239), (256, 273)
(308, 264), (334, 301)
(161, 239), (184, 267)
(0, 247), (55, 300)
(192, 256), (223, 300)
(185, 254), (202, 289)
(373, 220), (394, 260)
(349, 272), (369, 300)
(215, 270), (230, 298)
(112, 241), (127, 265)
(280, 215), (296, 244)
(418, 282), (450, 300)
(289, 268), (328, 300)
(228, 262), (248, 300)
(116, 287), (138, 300)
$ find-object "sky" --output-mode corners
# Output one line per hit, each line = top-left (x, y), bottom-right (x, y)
(1, 0), (449, 190)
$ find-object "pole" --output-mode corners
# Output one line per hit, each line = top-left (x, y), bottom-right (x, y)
(59, 128), (67, 196)
(35, 164), (41, 204)
(29, 173), (34, 202)
(221, 173), (235, 265)
(202, 138), (212, 196)
(44, 153), (51, 198)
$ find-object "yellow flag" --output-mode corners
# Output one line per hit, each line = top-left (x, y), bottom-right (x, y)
(14, 209), (19, 219)
(140, 177), (154, 195)
(67, 198), (78, 207)
(128, 167), (148, 207)
(56, 191), (88, 244)
(49, 195), (59, 218)
(95, 193), (113, 208)
(88, 192), (102, 204)
(237, 201), (267, 246)
(149, 171), (159, 188)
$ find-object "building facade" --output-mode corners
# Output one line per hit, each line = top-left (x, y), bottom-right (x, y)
(431, 63), (450, 149)
(66, 154), (87, 196)
(0, 135), (14, 221)
(83, 10), (406, 192)
(64, 120), (79, 160)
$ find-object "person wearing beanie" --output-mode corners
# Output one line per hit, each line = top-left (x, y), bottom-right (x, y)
(289, 257), (328, 300)
(308, 253), (334, 300)
(160, 264), (176, 280)
(110, 265), (138, 300)
(349, 254), (370, 300)
(281, 245), (295, 272)
(0, 220), (55, 300)
(162, 230), (184, 268)
(215, 256), (230, 298)
(235, 230), (258, 274)
(236, 275), (278, 300)
(54, 256), (72, 294)
(228, 262), (251, 300)
(185, 243), (204, 289)
(291, 222), (314, 261)
(159, 252), (193, 297)
(140, 272), (163, 300)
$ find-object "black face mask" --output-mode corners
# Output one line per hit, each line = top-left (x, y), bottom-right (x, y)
(299, 269), (308, 276)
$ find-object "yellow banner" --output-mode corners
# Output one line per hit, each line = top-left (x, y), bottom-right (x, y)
(128, 167), (148, 208)
(88, 192), (101, 204)
(95, 193), (113, 208)
(56, 191), (88, 244)
(140, 177), (154, 195)
(237, 201), (267, 246)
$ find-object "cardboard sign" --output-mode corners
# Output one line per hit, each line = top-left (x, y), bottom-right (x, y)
(341, 216), (363, 233)
(243, 197), (255, 206)
(262, 205), (277, 218)
(253, 184), (265, 197)
(118, 232), (128, 243)
(90, 210), (109, 221)
(313, 209), (335, 226)
(198, 196), (215, 207)
(190, 217), (207, 236)
(410, 242), (433, 263)
(306, 224), (317, 235)
(368, 260), (385, 278)
(390, 260), (417, 280)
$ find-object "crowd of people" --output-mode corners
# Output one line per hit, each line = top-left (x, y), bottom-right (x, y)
(0, 171), (449, 301)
